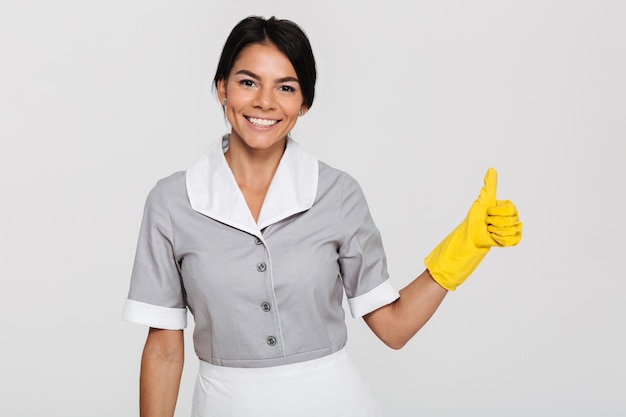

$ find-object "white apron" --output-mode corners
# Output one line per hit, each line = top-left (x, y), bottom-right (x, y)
(191, 348), (383, 417)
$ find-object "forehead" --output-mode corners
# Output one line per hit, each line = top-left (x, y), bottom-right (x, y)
(231, 42), (297, 77)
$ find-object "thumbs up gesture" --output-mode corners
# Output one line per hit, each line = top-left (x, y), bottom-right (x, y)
(470, 168), (522, 248)
(424, 168), (522, 291)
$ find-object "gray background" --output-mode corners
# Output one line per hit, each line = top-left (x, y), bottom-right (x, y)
(1, 1), (625, 416)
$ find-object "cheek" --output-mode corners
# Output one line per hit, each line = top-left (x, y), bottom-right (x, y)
(282, 100), (303, 117)
(224, 96), (246, 119)
(224, 107), (243, 130)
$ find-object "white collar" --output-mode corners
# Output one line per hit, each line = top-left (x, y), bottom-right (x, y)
(186, 135), (319, 236)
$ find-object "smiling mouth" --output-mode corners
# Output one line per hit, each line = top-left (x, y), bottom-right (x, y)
(246, 116), (279, 127)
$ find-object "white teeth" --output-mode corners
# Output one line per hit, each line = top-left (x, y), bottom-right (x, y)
(248, 117), (278, 127)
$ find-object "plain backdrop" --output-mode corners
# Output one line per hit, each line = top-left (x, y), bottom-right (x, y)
(1, 1), (625, 416)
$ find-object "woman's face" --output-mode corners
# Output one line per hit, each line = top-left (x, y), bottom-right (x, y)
(218, 42), (306, 153)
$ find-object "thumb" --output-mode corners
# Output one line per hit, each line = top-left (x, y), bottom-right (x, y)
(476, 167), (498, 205)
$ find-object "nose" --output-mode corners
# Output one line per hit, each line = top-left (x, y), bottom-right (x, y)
(252, 86), (275, 110)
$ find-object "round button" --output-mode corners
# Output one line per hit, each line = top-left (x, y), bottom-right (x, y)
(254, 237), (263, 245)
(261, 302), (271, 312)
(266, 336), (277, 346)
(256, 262), (267, 272)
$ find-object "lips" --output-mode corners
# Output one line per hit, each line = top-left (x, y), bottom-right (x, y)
(246, 116), (279, 127)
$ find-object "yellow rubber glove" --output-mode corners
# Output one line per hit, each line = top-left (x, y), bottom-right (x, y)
(424, 168), (522, 291)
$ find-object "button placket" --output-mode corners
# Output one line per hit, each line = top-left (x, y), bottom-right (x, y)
(252, 234), (283, 353)
(254, 236), (267, 272)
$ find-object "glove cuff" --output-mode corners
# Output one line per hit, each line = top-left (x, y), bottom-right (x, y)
(424, 222), (490, 291)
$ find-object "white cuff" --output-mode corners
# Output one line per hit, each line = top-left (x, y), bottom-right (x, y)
(347, 279), (400, 318)
(121, 299), (188, 330)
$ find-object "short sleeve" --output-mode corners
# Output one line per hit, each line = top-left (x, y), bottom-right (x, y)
(338, 176), (399, 318)
(121, 183), (187, 330)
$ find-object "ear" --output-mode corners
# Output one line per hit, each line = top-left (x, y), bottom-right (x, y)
(299, 105), (308, 116)
(217, 78), (227, 102)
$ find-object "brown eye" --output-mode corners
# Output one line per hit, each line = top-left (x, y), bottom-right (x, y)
(239, 79), (256, 87)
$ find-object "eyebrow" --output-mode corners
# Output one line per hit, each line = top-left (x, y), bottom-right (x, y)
(234, 69), (299, 84)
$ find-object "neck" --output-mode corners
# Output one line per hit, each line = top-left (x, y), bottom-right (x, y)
(225, 135), (287, 188)
(224, 134), (288, 222)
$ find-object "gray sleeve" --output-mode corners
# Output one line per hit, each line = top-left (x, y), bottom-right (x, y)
(338, 175), (399, 317)
(121, 183), (187, 329)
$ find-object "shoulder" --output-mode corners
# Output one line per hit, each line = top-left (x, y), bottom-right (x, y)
(317, 160), (364, 197)
(143, 171), (187, 208)
(151, 171), (186, 196)
(155, 170), (186, 189)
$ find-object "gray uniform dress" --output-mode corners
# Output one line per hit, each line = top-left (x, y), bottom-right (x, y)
(122, 135), (399, 415)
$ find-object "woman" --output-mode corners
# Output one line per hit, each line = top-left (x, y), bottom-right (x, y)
(122, 16), (522, 417)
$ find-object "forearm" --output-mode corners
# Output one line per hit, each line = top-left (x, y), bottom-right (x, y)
(140, 328), (184, 417)
(364, 169), (521, 349)
(364, 269), (447, 349)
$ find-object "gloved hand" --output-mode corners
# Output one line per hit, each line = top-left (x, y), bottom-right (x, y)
(424, 168), (522, 291)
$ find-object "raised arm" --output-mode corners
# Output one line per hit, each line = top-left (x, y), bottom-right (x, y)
(365, 168), (522, 349)
(140, 328), (185, 417)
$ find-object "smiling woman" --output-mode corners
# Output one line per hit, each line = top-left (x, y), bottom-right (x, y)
(121, 15), (522, 417)
(218, 43), (304, 158)
(217, 41), (307, 220)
